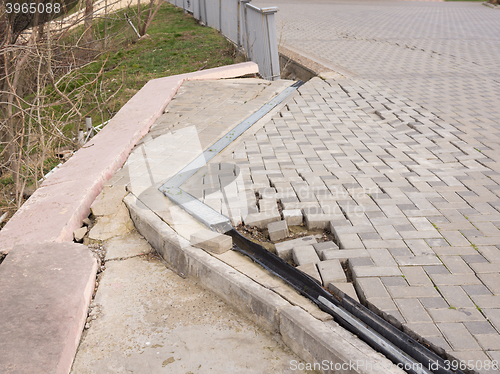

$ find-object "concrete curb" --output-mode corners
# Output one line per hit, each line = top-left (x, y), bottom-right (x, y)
(125, 193), (405, 374)
(0, 242), (97, 374)
(0, 62), (259, 254)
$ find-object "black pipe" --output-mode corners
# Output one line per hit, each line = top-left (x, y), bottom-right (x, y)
(227, 229), (465, 374)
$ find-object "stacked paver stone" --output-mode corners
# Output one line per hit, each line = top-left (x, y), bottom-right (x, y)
(191, 75), (500, 369)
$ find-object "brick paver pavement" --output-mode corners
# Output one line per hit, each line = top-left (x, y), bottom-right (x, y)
(210, 1), (500, 370)
(207, 75), (500, 372)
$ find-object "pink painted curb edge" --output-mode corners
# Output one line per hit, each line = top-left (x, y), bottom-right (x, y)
(0, 62), (259, 254)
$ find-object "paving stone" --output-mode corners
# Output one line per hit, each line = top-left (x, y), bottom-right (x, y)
(355, 277), (390, 302)
(470, 295), (500, 309)
(462, 284), (493, 297)
(381, 276), (407, 287)
(398, 231), (443, 240)
(478, 273), (500, 295)
(432, 246), (477, 256)
(464, 321), (498, 336)
(419, 297), (449, 309)
(367, 248), (398, 267)
(312, 241), (339, 257)
(461, 254), (489, 264)
(394, 255), (443, 266)
(304, 213), (336, 230)
(363, 239), (407, 249)
(405, 239), (434, 256)
(387, 286), (440, 299)
(438, 285), (476, 309)
(243, 210), (281, 229)
(366, 297), (398, 314)
(258, 187), (277, 199)
(190, 229), (232, 254)
(439, 256), (474, 274)
(429, 273), (482, 286)
(259, 198), (279, 212)
(349, 257), (375, 267)
(476, 335), (500, 352)
(317, 260), (346, 285)
(351, 266), (402, 279)
(437, 323), (482, 351)
(322, 249), (370, 262)
(426, 308), (484, 323)
(401, 266), (433, 286)
(423, 265), (450, 275)
(292, 245), (321, 266)
(274, 235), (317, 261)
(297, 263), (322, 284)
(375, 225), (402, 240)
(282, 209), (303, 226)
(439, 231), (471, 247)
(335, 233), (365, 249)
(476, 246), (500, 263)
(451, 351), (498, 374)
(267, 220), (289, 242)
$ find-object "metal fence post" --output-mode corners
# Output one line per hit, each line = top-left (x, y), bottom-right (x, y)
(165, 0), (279, 80)
(219, 0), (222, 32)
(238, 0), (251, 51)
(262, 7), (280, 80)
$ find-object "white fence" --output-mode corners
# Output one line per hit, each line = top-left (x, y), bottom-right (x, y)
(166, 0), (280, 80)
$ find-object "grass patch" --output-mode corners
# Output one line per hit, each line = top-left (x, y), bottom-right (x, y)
(53, 3), (240, 131)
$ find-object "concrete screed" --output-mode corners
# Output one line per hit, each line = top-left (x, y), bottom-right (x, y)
(71, 192), (308, 374)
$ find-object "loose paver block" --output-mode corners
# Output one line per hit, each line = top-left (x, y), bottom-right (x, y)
(437, 323), (482, 351)
(0, 242), (97, 374)
(274, 235), (317, 261)
(317, 259), (346, 285)
(304, 213), (336, 229)
(313, 241), (339, 258)
(267, 220), (289, 242)
(282, 209), (303, 226)
(259, 198), (279, 212)
(297, 263), (322, 284)
(292, 245), (321, 266)
(322, 249), (370, 262)
(190, 229), (232, 254)
(351, 266), (402, 279)
(243, 210), (281, 229)
(355, 277), (391, 302)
